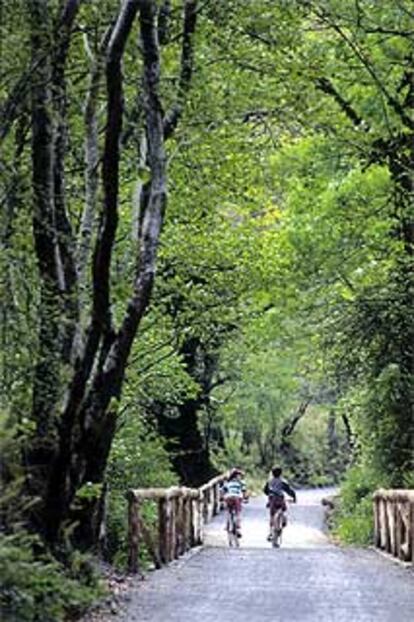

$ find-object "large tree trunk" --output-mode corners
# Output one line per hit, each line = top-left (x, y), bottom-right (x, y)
(38, 0), (143, 545)
(155, 337), (217, 486)
(40, 0), (199, 548)
(29, 0), (63, 436)
(26, 2), (71, 514)
(157, 399), (216, 486)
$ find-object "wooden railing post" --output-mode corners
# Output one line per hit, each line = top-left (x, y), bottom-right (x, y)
(373, 489), (414, 565)
(159, 497), (168, 564)
(189, 496), (195, 546)
(188, 495), (194, 548)
(202, 488), (209, 523)
(167, 497), (174, 562)
(127, 491), (140, 574)
(378, 497), (385, 549)
(176, 493), (184, 557)
(199, 491), (206, 543)
(127, 474), (228, 572)
(374, 495), (380, 548)
(390, 499), (397, 557)
(396, 500), (403, 560)
(385, 498), (392, 553)
(196, 492), (203, 544)
(212, 483), (218, 516)
(182, 493), (191, 552)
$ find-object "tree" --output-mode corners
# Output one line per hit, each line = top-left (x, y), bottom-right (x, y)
(1, 0), (199, 548)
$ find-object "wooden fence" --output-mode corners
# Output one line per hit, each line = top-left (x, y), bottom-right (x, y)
(127, 473), (227, 573)
(373, 489), (414, 564)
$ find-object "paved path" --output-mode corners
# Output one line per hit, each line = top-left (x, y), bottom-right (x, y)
(204, 488), (335, 549)
(116, 488), (414, 622)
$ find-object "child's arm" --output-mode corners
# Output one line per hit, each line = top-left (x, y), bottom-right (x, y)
(282, 481), (296, 502)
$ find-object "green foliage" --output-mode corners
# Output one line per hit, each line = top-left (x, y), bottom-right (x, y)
(334, 496), (374, 546)
(333, 464), (391, 545)
(289, 409), (350, 486)
(0, 418), (103, 620)
(0, 531), (103, 622)
(211, 429), (256, 475)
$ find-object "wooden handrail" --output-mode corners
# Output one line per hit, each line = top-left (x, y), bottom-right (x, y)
(373, 488), (414, 564)
(127, 472), (228, 573)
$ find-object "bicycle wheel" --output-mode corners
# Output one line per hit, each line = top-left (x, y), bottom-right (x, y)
(227, 510), (240, 548)
(271, 510), (283, 548)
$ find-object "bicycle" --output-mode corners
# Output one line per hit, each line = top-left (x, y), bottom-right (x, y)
(226, 506), (241, 547)
(270, 506), (285, 548)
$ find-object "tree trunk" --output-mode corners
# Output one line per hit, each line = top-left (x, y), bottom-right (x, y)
(158, 399), (216, 487)
(155, 337), (217, 486)
(21, 0), (199, 548)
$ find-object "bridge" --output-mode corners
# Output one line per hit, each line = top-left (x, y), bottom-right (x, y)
(98, 479), (414, 621)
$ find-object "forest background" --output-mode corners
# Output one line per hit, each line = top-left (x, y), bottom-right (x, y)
(0, 1), (413, 619)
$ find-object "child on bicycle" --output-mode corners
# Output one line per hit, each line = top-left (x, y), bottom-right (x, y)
(222, 467), (247, 538)
(263, 466), (296, 540)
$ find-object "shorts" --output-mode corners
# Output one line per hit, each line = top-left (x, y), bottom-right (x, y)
(225, 497), (242, 513)
(269, 495), (287, 516)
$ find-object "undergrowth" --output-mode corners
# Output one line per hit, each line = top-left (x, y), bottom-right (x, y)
(0, 530), (103, 622)
(332, 464), (390, 545)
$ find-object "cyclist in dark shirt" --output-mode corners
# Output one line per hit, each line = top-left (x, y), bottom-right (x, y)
(263, 466), (296, 540)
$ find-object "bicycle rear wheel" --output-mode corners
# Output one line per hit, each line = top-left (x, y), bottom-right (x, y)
(271, 510), (283, 548)
(227, 511), (240, 548)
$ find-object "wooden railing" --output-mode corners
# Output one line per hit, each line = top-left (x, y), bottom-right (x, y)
(373, 489), (414, 564)
(127, 473), (227, 573)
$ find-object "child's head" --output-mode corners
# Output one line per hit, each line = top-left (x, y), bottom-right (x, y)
(272, 466), (282, 478)
(229, 467), (243, 480)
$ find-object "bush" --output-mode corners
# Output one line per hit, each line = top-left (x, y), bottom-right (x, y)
(333, 464), (390, 545)
(0, 531), (103, 622)
(334, 495), (374, 545)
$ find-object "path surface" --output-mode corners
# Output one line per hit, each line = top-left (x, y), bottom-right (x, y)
(116, 488), (414, 622)
(204, 488), (335, 549)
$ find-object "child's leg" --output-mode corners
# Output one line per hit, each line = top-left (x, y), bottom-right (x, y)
(269, 499), (275, 529)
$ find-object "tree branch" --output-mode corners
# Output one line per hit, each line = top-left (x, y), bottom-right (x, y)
(0, 72), (31, 143)
(52, 0), (82, 360)
(281, 398), (312, 439)
(60, 0), (140, 435)
(158, 0), (172, 45)
(315, 76), (366, 128)
(92, 0), (140, 335)
(163, 0), (198, 139)
(314, 7), (414, 131)
(99, 0), (167, 395)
